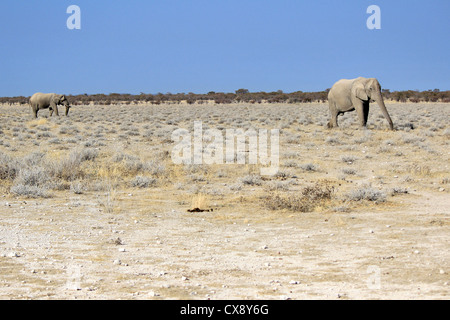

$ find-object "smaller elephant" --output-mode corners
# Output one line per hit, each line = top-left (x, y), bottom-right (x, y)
(29, 92), (71, 118)
(327, 77), (394, 130)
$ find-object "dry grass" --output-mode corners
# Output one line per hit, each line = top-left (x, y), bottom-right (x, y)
(0, 102), (449, 300)
(0, 102), (449, 212)
(263, 182), (334, 212)
(191, 193), (209, 210)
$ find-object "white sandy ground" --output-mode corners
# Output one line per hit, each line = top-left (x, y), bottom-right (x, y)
(0, 189), (448, 300)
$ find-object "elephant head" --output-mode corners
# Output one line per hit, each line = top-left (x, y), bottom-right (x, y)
(52, 94), (71, 116)
(355, 78), (393, 130)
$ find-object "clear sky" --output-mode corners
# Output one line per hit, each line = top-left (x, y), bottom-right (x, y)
(0, 0), (449, 97)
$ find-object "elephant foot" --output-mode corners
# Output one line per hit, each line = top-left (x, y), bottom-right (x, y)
(327, 122), (337, 129)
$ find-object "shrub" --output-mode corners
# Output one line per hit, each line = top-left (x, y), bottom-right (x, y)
(47, 149), (96, 181)
(264, 183), (334, 212)
(391, 187), (408, 195)
(70, 181), (84, 194)
(143, 159), (166, 177)
(342, 168), (356, 175)
(74, 148), (98, 162)
(130, 175), (157, 188)
(0, 152), (19, 180)
(266, 180), (291, 191)
(300, 163), (318, 172)
(21, 152), (46, 167)
(10, 184), (51, 198)
(240, 174), (263, 186)
(347, 184), (386, 202)
(341, 155), (357, 163)
(325, 136), (341, 145)
(229, 182), (243, 191)
(14, 166), (50, 187)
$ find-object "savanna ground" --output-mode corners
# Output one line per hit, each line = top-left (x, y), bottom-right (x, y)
(0, 102), (448, 300)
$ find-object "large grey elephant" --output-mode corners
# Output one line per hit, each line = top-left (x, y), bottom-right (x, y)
(29, 92), (71, 118)
(327, 77), (394, 130)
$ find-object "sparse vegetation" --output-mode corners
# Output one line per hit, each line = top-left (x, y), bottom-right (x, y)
(264, 183), (334, 212)
(2, 89), (449, 106)
(0, 101), (448, 300)
(0, 102), (448, 204)
(347, 184), (386, 202)
(130, 175), (157, 188)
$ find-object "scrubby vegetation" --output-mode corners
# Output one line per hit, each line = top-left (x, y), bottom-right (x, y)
(1, 88), (449, 106)
(263, 183), (334, 212)
(0, 102), (448, 217)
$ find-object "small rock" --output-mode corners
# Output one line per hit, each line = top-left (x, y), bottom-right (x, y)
(289, 280), (300, 285)
(118, 248), (126, 252)
(67, 282), (82, 290)
(439, 187), (445, 192)
(113, 259), (121, 265)
(113, 237), (123, 245)
(7, 252), (20, 258)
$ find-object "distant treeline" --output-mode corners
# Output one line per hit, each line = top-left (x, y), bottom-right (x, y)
(1, 88), (449, 105)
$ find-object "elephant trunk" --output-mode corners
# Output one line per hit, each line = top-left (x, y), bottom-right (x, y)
(65, 105), (71, 116)
(374, 92), (394, 130)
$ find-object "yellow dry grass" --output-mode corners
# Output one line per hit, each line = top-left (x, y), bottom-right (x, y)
(26, 118), (48, 128)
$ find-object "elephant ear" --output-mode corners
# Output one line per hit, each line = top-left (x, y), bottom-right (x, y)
(50, 94), (58, 104)
(354, 84), (369, 101)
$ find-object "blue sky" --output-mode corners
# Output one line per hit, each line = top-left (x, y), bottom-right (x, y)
(0, 0), (449, 97)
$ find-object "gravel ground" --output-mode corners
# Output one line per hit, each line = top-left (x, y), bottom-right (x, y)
(0, 189), (448, 300)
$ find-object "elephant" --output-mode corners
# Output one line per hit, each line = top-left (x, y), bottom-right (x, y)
(29, 92), (71, 118)
(327, 77), (394, 130)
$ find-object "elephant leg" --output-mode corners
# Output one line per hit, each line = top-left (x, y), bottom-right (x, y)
(30, 105), (38, 118)
(331, 110), (339, 127)
(328, 101), (339, 128)
(354, 101), (367, 127)
(49, 107), (54, 117)
(363, 102), (370, 126)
